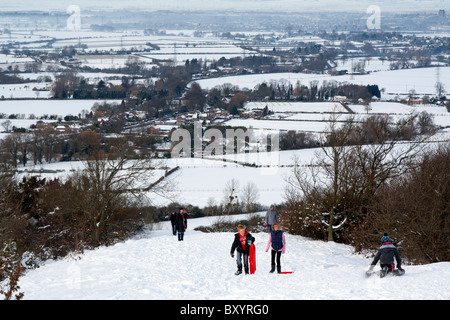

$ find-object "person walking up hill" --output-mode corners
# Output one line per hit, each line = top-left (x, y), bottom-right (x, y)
(265, 222), (286, 274)
(265, 204), (278, 232)
(176, 207), (188, 241)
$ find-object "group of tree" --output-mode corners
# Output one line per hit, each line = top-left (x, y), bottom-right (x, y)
(0, 122), (164, 169)
(0, 136), (171, 265)
(0, 126), (93, 166)
(214, 55), (277, 70)
(0, 71), (25, 85)
(320, 31), (450, 65)
(185, 80), (381, 114)
(281, 113), (448, 264)
(52, 71), (139, 100)
(293, 81), (381, 102)
(50, 62), (194, 106)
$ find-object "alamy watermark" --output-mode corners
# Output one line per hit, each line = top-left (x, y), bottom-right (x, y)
(171, 122), (280, 175)
(67, 5), (82, 31)
(366, 5), (381, 30)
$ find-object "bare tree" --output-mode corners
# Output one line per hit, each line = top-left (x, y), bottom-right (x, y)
(1, 120), (12, 133)
(240, 181), (260, 213)
(223, 178), (240, 216)
(363, 142), (450, 263)
(285, 113), (430, 242)
(435, 81), (446, 99)
(298, 116), (357, 241)
(285, 115), (356, 241)
(71, 137), (173, 247)
(51, 69), (81, 99)
(29, 124), (58, 163)
(0, 133), (29, 168)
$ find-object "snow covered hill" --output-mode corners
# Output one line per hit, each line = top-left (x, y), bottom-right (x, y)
(18, 213), (450, 300)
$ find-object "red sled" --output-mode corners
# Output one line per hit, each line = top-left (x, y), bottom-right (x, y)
(249, 243), (256, 274)
(281, 271), (293, 274)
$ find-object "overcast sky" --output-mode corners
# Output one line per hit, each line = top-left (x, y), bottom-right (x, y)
(2, 0), (448, 13)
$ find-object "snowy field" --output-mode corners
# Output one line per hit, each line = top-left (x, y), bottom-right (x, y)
(225, 118), (340, 133)
(141, 43), (257, 66)
(0, 83), (52, 99)
(194, 67), (450, 98)
(246, 101), (348, 114)
(334, 57), (393, 73)
(153, 157), (292, 207)
(225, 101), (450, 134)
(13, 133), (450, 209)
(18, 213), (450, 300)
(13, 155), (293, 208)
(0, 99), (122, 119)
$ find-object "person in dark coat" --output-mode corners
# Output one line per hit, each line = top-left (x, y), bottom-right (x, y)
(367, 233), (403, 277)
(170, 211), (177, 235)
(176, 207), (187, 241)
(265, 204), (278, 232)
(230, 225), (255, 275)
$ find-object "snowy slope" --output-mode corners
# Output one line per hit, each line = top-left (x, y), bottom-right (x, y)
(18, 213), (450, 300)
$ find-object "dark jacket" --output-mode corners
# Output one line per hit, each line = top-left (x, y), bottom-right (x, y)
(176, 212), (187, 232)
(170, 212), (177, 226)
(230, 232), (255, 255)
(271, 230), (284, 251)
(371, 243), (402, 267)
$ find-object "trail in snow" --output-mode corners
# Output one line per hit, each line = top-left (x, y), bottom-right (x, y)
(18, 214), (450, 300)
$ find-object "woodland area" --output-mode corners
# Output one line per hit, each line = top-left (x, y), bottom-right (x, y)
(281, 114), (449, 264)
(0, 136), (170, 264)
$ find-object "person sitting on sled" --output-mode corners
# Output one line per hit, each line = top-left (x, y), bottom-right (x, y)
(230, 225), (255, 275)
(367, 233), (403, 277)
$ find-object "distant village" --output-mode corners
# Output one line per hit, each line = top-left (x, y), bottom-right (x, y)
(0, 8), (449, 164)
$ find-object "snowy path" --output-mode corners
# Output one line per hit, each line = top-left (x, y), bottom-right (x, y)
(19, 215), (450, 300)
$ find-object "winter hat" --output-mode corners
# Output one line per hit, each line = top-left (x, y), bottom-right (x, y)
(381, 233), (391, 245)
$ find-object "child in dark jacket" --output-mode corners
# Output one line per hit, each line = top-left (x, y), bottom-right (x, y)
(230, 225), (255, 275)
(170, 211), (177, 235)
(367, 233), (403, 277)
(265, 222), (286, 273)
(176, 208), (187, 241)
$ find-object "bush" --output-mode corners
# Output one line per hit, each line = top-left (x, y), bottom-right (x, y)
(351, 144), (450, 264)
(0, 242), (25, 300)
(277, 202), (326, 241)
(0, 176), (154, 264)
(194, 214), (265, 233)
(281, 114), (447, 263)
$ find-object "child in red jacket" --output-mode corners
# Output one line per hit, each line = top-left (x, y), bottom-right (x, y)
(230, 225), (255, 275)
